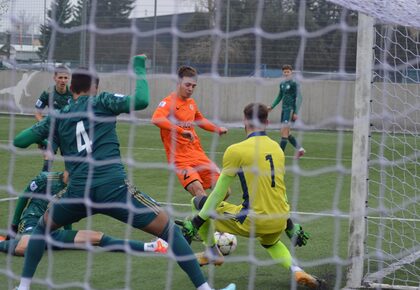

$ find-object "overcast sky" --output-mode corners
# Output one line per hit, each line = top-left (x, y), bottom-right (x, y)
(0, 0), (197, 33)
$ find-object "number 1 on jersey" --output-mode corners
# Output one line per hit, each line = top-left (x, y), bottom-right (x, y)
(76, 121), (92, 153)
(265, 154), (276, 187)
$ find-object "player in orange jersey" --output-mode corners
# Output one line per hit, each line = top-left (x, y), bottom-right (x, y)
(152, 65), (228, 197)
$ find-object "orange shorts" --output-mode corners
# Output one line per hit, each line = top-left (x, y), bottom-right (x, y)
(175, 161), (220, 190)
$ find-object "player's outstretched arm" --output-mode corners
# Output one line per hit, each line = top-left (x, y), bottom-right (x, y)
(13, 126), (48, 148)
(285, 218), (310, 247)
(125, 55), (150, 111)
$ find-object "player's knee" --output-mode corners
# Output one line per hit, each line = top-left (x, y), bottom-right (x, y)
(186, 180), (206, 196)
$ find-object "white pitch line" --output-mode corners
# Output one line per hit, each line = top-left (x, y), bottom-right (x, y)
(0, 141), (351, 162)
(2, 197), (415, 222)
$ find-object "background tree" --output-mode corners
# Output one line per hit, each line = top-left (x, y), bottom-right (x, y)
(72, 0), (135, 67)
(38, 0), (74, 63)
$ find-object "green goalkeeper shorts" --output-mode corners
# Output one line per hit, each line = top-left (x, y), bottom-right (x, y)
(49, 178), (162, 230)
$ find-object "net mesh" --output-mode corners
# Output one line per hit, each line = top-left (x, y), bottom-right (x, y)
(364, 24), (419, 288)
(0, 1), (419, 290)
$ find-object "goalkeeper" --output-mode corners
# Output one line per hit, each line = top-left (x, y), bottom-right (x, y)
(177, 103), (326, 289)
(13, 55), (235, 290)
(1, 171), (168, 256)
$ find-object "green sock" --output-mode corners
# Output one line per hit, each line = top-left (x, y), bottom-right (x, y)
(0, 239), (19, 255)
(265, 241), (292, 269)
(22, 223), (48, 278)
(280, 137), (288, 151)
(197, 220), (216, 247)
(288, 135), (299, 149)
(99, 235), (145, 252)
(160, 222), (206, 288)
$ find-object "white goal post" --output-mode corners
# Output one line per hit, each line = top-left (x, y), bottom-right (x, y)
(345, 3), (419, 290)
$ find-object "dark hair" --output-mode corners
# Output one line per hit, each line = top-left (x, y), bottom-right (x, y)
(70, 68), (99, 94)
(243, 103), (268, 126)
(282, 64), (293, 71)
(177, 65), (197, 79)
(54, 65), (70, 75)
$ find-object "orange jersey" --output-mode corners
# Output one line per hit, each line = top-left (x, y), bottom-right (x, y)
(152, 92), (221, 164)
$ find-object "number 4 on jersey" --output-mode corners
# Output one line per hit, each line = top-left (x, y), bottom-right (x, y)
(76, 121), (92, 153)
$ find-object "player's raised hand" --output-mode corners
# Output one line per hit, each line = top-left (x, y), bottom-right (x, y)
(219, 127), (228, 135)
(132, 54), (147, 75)
(285, 223), (310, 247)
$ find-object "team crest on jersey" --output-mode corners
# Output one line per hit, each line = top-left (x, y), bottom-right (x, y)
(30, 181), (38, 191)
(189, 104), (194, 110)
(286, 85), (290, 89)
(158, 101), (166, 107)
(114, 93), (125, 98)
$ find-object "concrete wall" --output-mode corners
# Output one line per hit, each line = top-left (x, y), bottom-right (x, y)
(0, 70), (418, 130)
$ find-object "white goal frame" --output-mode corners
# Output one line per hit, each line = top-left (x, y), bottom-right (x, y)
(346, 12), (419, 290)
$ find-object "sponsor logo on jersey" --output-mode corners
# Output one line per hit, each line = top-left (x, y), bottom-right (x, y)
(114, 93), (125, 98)
(35, 99), (43, 108)
(176, 121), (193, 129)
(158, 101), (166, 107)
(30, 181), (38, 191)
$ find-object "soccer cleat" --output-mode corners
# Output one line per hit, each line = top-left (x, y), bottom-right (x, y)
(294, 147), (306, 159)
(196, 246), (224, 267)
(295, 271), (327, 289)
(153, 238), (168, 254)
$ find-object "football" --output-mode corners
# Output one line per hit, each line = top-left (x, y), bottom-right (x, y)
(214, 232), (237, 256)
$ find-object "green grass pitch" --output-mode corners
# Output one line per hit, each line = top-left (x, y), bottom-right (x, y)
(0, 114), (408, 289)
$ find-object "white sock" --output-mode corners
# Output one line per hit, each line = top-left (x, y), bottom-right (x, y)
(143, 241), (156, 252)
(197, 282), (211, 290)
(290, 265), (303, 273)
(18, 277), (31, 290)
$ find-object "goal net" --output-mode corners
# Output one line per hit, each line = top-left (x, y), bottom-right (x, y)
(0, 0), (419, 290)
(363, 24), (419, 289)
(339, 1), (419, 289)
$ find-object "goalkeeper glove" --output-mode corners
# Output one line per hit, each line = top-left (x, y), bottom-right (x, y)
(285, 223), (310, 247)
(174, 215), (206, 244)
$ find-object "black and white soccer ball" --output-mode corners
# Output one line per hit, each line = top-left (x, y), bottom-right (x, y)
(214, 232), (237, 256)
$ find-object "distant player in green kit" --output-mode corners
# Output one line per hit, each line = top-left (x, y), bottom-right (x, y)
(13, 55), (235, 290)
(34, 65), (73, 171)
(0, 171), (168, 256)
(268, 64), (305, 159)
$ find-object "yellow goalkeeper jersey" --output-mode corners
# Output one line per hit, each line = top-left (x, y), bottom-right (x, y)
(222, 131), (290, 230)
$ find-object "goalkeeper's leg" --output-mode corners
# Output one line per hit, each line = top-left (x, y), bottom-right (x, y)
(190, 196), (223, 266)
(262, 240), (327, 289)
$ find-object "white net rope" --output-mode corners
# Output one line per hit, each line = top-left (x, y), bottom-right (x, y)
(364, 25), (420, 288)
(0, 0), (418, 290)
